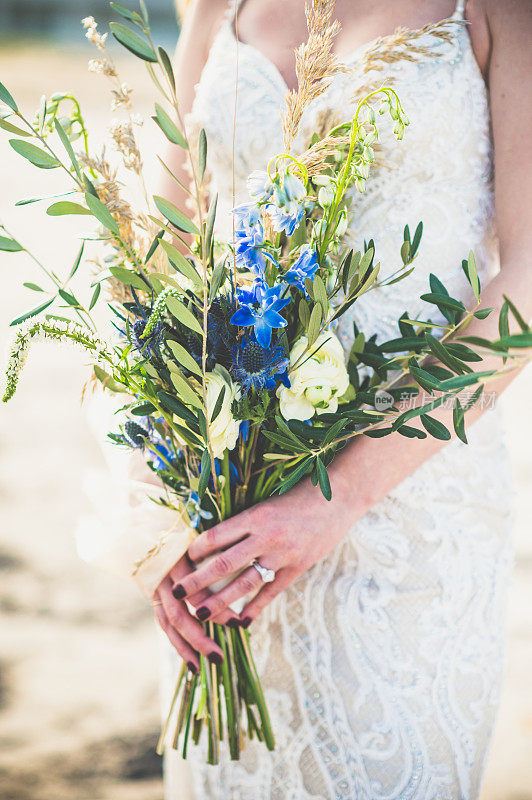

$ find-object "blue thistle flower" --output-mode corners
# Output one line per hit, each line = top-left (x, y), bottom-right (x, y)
(124, 420), (149, 448)
(207, 296), (238, 363)
(123, 290), (165, 358)
(230, 336), (289, 394)
(122, 419), (178, 472)
(170, 296), (238, 373)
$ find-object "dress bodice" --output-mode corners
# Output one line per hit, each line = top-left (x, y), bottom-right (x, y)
(187, 0), (498, 349)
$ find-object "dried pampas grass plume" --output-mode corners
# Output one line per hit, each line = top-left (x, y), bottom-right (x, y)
(298, 132), (350, 176)
(282, 0), (346, 152)
(358, 19), (459, 75)
(296, 17), (463, 175)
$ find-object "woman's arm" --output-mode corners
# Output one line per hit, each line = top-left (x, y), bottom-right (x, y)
(167, 0), (532, 628)
(148, 0), (243, 671)
(157, 0), (225, 219)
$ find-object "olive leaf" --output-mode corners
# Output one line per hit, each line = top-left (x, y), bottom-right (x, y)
(153, 103), (187, 148)
(9, 139), (59, 169)
(110, 22), (157, 62)
(154, 195), (199, 235)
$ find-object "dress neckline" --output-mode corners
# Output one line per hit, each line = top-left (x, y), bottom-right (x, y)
(224, 9), (469, 97)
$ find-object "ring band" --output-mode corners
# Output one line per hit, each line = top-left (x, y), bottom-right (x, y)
(152, 600), (163, 606)
(252, 560), (276, 583)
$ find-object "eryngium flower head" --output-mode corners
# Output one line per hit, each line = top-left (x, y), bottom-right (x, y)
(231, 337), (289, 395)
(124, 290), (165, 358)
(124, 420), (149, 448)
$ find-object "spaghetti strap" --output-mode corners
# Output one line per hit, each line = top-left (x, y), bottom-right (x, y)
(453, 0), (466, 19)
(227, 0), (249, 23)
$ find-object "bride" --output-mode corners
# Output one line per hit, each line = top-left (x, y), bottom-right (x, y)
(83, 0), (532, 798)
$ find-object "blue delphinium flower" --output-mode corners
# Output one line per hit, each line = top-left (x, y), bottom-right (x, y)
(284, 245), (319, 294)
(149, 441), (176, 472)
(266, 172), (307, 235)
(246, 170), (274, 202)
(266, 204), (304, 236)
(231, 280), (290, 348)
(186, 491), (213, 529)
(213, 458), (239, 483)
(276, 172), (306, 206)
(232, 203), (267, 274)
(231, 336), (289, 395)
(240, 419), (251, 442)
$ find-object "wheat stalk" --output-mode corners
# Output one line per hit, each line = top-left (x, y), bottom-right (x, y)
(295, 18), (463, 175)
(282, 0), (346, 152)
(357, 19), (460, 75)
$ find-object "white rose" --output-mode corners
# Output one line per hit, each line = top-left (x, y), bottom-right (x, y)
(277, 331), (349, 421)
(204, 366), (241, 458)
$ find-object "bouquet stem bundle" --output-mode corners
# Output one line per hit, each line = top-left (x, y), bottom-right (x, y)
(158, 626), (274, 763)
(1, 1), (531, 763)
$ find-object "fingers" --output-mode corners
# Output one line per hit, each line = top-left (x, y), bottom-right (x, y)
(189, 565), (264, 622)
(154, 551), (194, 598)
(168, 551), (195, 581)
(238, 569), (292, 627)
(173, 536), (258, 600)
(153, 603), (200, 672)
(187, 514), (253, 564)
(185, 586), (242, 628)
(157, 578), (225, 665)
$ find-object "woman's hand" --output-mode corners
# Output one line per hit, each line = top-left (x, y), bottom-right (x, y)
(153, 552), (242, 671)
(171, 476), (355, 627)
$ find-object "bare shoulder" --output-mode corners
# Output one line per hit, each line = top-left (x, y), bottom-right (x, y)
(465, 0), (531, 79)
(176, 0), (229, 78)
(186, 0), (229, 35)
(484, 0), (532, 27)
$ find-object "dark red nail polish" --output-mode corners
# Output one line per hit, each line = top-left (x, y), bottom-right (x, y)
(226, 617), (241, 629)
(187, 661), (198, 674)
(196, 606), (211, 621)
(241, 616), (252, 628)
(172, 583), (186, 600)
(208, 651), (223, 665)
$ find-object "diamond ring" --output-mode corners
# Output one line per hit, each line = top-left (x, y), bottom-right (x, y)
(252, 560), (276, 583)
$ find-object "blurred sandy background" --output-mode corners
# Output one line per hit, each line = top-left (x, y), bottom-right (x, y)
(0, 30), (531, 800)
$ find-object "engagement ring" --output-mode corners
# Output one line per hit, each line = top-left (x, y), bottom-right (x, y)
(252, 560), (276, 583)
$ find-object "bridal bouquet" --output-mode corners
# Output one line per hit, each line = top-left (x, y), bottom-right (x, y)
(1, 0), (531, 764)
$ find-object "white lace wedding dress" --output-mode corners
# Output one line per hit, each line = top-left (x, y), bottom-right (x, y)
(159, 1), (514, 799)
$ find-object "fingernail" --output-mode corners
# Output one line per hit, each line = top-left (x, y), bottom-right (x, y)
(196, 606), (211, 621)
(187, 661), (198, 674)
(172, 583), (186, 600)
(226, 617), (241, 629)
(208, 651), (223, 665)
(241, 616), (252, 628)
